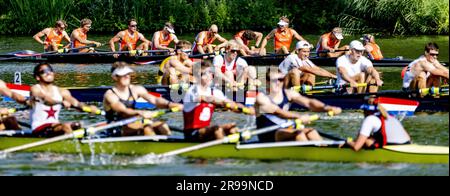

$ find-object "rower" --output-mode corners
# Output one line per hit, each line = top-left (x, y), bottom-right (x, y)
(217, 30), (263, 56)
(151, 22), (179, 54)
(192, 24), (227, 55)
(361, 34), (383, 60)
(402, 42), (449, 92)
(33, 20), (71, 52)
(0, 80), (28, 131)
(315, 27), (349, 58)
(279, 41), (337, 88)
(109, 19), (151, 58)
(103, 62), (183, 136)
(336, 40), (383, 94)
(30, 63), (100, 137)
(259, 16), (306, 55)
(156, 40), (194, 85)
(70, 18), (102, 53)
(182, 61), (255, 142)
(213, 41), (259, 90)
(346, 97), (411, 151)
(255, 68), (342, 142)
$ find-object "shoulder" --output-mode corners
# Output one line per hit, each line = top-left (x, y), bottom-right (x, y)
(237, 57), (248, 65)
(130, 85), (147, 93)
(336, 55), (348, 65)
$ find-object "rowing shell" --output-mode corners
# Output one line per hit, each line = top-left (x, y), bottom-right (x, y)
(0, 137), (447, 164)
(1, 51), (448, 67)
(4, 83), (448, 112)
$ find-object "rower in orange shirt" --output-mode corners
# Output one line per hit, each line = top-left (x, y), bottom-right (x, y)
(109, 19), (151, 58)
(192, 24), (227, 55)
(232, 30), (263, 56)
(33, 20), (71, 52)
(362, 34), (384, 60)
(151, 22), (179, 54)
(70, 18), (102, 53)
(316, 27), (349, 58)
(259, 16), (306, 55)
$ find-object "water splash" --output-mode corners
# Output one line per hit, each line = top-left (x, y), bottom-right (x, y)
(131, 153), (176, 165)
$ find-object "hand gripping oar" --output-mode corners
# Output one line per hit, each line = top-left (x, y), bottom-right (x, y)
(158, 115), (320, 158)
(0, 116), (145, 155)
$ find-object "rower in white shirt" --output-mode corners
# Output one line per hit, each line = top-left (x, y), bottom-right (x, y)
(335, 40), (383, 94)
(279, 41), (336, 88)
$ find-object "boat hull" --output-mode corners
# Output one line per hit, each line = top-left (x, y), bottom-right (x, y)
(0, 137), (447, 164)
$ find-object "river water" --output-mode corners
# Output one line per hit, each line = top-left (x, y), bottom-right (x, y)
(0, 35), (448, 176)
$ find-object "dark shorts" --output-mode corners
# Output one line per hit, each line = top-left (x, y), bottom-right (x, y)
(32, 123), (59, 138)
(184, 129), (201, 142)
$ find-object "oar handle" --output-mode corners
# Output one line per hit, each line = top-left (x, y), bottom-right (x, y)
(78, 106), (106, 116)
(419, 86), (448, 96)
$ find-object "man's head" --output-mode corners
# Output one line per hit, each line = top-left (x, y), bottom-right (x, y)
(349, 40), (366, 62)
(128, 19), (138, 32)
(295, 41), (313, 60)
(242, 30), (257, 40)
(277, 16), (289, 30)
(226, 40), (240, 59)
(164, 22), (175, 34)
(55, 20), (67, 32)
(361, 34), (374, 44)
(175, 40), (192, 60)
(80, 18), (92, 31)
(33, 63), (55, 84)
(209, 25), (219, 35)
(424, 42), (439, 63)
(111, 62), (134, 85)
(331, 27), (344, 40)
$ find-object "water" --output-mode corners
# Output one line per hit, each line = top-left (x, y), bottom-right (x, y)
(0, 35), (448, 176)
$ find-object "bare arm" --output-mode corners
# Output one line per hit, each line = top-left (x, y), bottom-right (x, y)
(104, 90), (141, 116)
(259, 29), (276, 52)
(338, 66), (358, 86)
(62, 31), (71, 47)
(138, 33), (151, 44)
(300, 65), (336, 79)
(346, 135), (368, 151)
(320, 36), (332, 51)
(287, 90), (341, 114)
(215, 34), (228, 43)
(255, 93), (301, 119)
(170, 59), (193, 74)
(109, 32), (123, 52)
(254, 32), (263, 47)
(196, 32), (206, 54)
(135, 85), (182, 110)
(291, 29), (305, 42)
(0, 81), (27, 104)
(33, 28), (50, 45)
(366, 66), (383, 84)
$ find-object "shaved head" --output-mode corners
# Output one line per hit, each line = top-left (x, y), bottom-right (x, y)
(209, 25), (218, 33)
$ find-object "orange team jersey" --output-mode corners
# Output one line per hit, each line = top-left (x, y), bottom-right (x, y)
(274, 28), (293, 50)
(152, 31), (175, 50)
(316, 32), (339, 52)
(71, 28), (87, 48)
(367, 42), (384, 60)
(44, 28), (64, 48)
(196, 31), (216, 46)
(234, 30), (250, 46)
(119, 30), (140, 51)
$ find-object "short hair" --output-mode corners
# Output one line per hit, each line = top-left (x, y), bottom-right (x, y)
(33, 63), (53, 78)
(80, 18), (92, 27)
(164, 22), (174, 29)
(176, 40), (192, 50)
(242, 30), (256, 40)
(425, 42), (439, 53)
(111, 61), (129, 73)
(128, 19), (137, 25)
(201, 60), (212, 71)
(279, 16), (289, 23)
(55, 20), (67, 28)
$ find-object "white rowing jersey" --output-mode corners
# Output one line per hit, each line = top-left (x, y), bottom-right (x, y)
(213, 55), (248, 74)
(278, 54), (316, 75)
(30, 85), (63, 131)
(402, 56), (434, 88)
(359, 114), (411, 145)
(336, 55), (373, 85)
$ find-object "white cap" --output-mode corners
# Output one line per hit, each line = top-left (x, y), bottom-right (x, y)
(112, 66), (134, 77)
(332, 27), (344, 40)
(349, 40), (365, 51)
(166, 27), (175, 34)
(295, 41), (312, 50)
(277, 20), (289, 26)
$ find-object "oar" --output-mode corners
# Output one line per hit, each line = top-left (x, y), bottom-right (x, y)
(292, 83), (367, 93)
(0, 116), (145, 155)
(419, 86), (449, 96)
(0, 44), (102, 61)
(314, 49), (349, 54)
(158, 115), (320, 158)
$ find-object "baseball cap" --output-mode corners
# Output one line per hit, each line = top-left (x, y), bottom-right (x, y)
(349, 40), (366, 51)
(112, 66), (134, 77)
(277, 20), (289, 27)
(332, 27), (344, 40)
(295, 41), (312, 50)
(165, 22), (175, 34)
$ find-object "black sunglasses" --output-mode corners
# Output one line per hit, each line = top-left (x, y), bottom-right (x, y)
(429, 53), (439, 57)
(39, 67), (54, 75)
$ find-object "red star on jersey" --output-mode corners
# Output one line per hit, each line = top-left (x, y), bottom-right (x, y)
(45, 106), (58, 119)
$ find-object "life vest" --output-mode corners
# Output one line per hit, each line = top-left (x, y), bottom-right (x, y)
(119, 30), (140, 51)
(274, 28), (293, 50)
(183, 88), (215, 130)
(152, 31), (174, 50)
(44, 28), (64, 49)
(235, 30), (250, 46)
(71, 28), (87, 48)
(367, 42), (383, 60)
(220, 55), (237, 75)
(316, 32), (339, 52)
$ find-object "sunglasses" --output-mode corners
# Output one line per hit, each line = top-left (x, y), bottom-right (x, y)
(429, 53), (439, 57)
(39, 67), (53, 75)
(130, 24), (138, 27)
(181, 49), (192, 55)
(230, 49), (239, 53)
